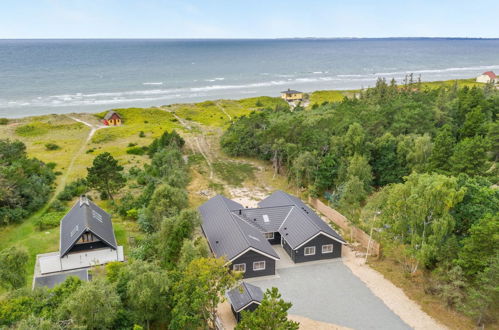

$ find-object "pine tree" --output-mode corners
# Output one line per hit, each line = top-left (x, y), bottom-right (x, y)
(86, 152), (126, 201)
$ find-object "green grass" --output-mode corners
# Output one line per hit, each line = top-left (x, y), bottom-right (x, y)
(171, 96), (287, 127)
(309, 90), (347, 107)
(212, 160), (255, 186)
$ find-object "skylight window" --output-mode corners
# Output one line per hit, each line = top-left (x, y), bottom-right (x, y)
(263, 214), (270, 223)
(70, 225), (79, 237)
(92, 209), (103, 222)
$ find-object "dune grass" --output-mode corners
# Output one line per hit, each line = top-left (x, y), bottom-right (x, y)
(309, 90), (347, 107)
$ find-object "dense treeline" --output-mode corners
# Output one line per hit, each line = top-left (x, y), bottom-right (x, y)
(0, 140), (56, 225)
(221, 80), (498, 326)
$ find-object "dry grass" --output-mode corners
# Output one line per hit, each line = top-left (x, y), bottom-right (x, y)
(368, 257), (480, 330)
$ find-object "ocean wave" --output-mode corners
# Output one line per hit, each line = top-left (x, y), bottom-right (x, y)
(2, 63), (498, 109)
(142, 82), (163, 85)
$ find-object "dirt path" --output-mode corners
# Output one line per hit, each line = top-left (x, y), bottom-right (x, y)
(48, 116), (106, 202)
(216, 103), (232, 121)
(342, 247), (447, 330)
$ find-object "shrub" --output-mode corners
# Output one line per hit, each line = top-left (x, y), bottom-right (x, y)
(126, 146), (148, 155)
(34, 212), (65, 231)
(45, 143), (60, 151)
(57, 178), (88, 201)
(0, 118), (8, 125)
(128, 142), (137, 147)
(139, 131), (145, 138)
(48, 199), (66, 212)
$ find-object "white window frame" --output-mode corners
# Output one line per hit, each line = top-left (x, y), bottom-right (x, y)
(304, 246), (316, 256)
(264, 232), (274, 239)
(233, 263), (246, 273)
(322, 244), (334, 254)
(253, 261), (266, 271)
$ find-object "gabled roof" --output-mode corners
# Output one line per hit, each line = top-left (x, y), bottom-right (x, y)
(227, 282), (264, 312)
(233, 205), (293, 233)
(59, 196), (117, 257)
(259, 190), (345, 249)
(281, 89), (302, 94)
(199, 195), (279, 262)
(104, 111), (121, 120)
(482, 71), (496, 79)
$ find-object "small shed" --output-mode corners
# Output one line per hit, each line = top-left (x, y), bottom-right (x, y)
(103, 111), (122, 126)
(476, 71), (496, 84)
(227, 282), (264, 322)
(281, 89), (304, 101)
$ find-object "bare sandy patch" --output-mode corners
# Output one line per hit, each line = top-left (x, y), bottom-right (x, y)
(228, 187), (270, 208)
(289, 315), (351, 330)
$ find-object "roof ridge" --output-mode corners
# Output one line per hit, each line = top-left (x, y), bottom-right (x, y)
(217, 196), (254, 252)
(280, 191), (324, 233)
(232, 211), (267, 233)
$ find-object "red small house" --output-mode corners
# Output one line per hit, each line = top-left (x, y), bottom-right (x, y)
(103, 111), (122, 126)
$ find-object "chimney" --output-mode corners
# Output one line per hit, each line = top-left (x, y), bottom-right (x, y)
(79, 195), (89, 207)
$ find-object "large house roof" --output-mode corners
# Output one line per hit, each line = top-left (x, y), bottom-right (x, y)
(258, 190), (345, 249)
(199, 191), (345, 258)
(60, 196), (117, 257)
(227, 282), (264, 312)
(199, 195), (279, 261)
(482, 71), (497, 79)
(281, 89), (302, 94)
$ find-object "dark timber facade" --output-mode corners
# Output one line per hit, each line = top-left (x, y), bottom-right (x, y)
(199, 191), (345, 278)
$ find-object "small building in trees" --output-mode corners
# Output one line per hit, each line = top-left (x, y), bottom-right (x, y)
(198, 191), (345, 279)
(280, 89), (304, 101)
(103, 111), (122, 126)
(476, 71), (496, 84)
(227, 282), (263, 322)
(33, 195), (124, 288)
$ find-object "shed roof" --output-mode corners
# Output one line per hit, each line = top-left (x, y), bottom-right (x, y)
(227, 282), (264, 312)
(281, 89), (303, 94)
(199, 195), (279, 261)
(482, 71), (497, 79)
(104, 111), (121, 120)
(59, 196), (117, 257)
(258, 190), (345, 249)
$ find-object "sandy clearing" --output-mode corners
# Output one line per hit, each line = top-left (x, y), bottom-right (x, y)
(289, 315), (351, 330)
(342, 247), (447, 330)
(228, 187), (270, 208)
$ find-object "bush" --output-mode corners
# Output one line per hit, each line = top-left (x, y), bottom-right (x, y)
(45, 143), (60, 151)
(57, 178), (88, 201)
(139, 131), (145, 138)
(34, 212), (65, 231)
(48, 199), (66, 212)
(0, 118), (8, 125)
(128, 142), (137, 147)
(126, 146), (148, 155)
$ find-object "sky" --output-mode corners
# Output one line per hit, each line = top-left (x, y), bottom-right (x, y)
(1, 0), (498, 39)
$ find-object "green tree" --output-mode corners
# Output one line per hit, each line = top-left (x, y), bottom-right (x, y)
(343, 122), (369, 157)
(346, 154), (373, 192)
(158, 209), (201, 268)
(428, 124), (455, 172)
(86, 152), (126, 201)
(59, 278), (121, 329)
(376, 173), (465, 272)
(461, 255), (499, 327)
(371, 133), (406, 186)
(138, 184), (188, 233)
(177, 238), (209, 270)
(449, 136), (489, 176)
(290, 151), (317, 188)
(236, 287), (299, 330)
(120, 260), (170, 329)
(0, 246), (28, 290)
(457, 214), (498, 277)
(11, 315), (60, 330)
(170, 258), (240, 329)
(460, 106), (487, 138)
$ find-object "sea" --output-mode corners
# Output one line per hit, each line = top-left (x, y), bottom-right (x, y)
(1, 38), (499, 118)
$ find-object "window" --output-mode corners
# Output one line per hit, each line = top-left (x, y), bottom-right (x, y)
(253, 261), (266, 271)
(322, 244), (334, 254)
(264, 232), (274, 239)
(304, 246), (316, 256)
(233, 263), (246, 273)
(263, 214), (270, 223)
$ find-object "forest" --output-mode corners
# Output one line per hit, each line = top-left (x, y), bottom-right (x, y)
(221, 80), (499, 326)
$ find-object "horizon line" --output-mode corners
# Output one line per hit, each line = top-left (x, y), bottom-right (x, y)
(1, 36), (499, 41)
